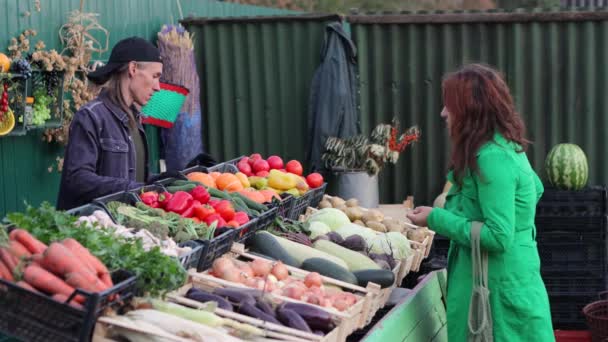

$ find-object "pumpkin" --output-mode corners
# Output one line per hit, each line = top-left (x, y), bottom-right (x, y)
(187, 172), (216, 189)
(216, 173), (244, 192)
(238, 189), (266, 204)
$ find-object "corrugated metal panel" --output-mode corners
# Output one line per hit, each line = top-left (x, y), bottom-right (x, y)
(0, 0), (297, 216)
(350, 9), (608, 205)
(182, 14), (341, 163)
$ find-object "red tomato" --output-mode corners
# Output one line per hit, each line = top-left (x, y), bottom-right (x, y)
(266, 155), (284, 170)
(305, 173), (324, 189)
(285, 160), (303, 176)
(253, 159), (270, 173)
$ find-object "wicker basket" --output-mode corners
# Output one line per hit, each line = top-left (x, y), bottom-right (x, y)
(583, 291), (608, 341)
(141, 82), (189, 128)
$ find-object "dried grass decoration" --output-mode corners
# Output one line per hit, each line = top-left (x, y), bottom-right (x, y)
(156, 25), (200, 115)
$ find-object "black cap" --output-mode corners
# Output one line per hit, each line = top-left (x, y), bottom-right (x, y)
(87, 37), (162, 85)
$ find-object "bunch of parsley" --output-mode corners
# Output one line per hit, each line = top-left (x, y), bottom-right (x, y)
(6, 202), (187, 296)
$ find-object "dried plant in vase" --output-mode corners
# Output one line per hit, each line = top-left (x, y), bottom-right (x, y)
(322, 119), (421, 175)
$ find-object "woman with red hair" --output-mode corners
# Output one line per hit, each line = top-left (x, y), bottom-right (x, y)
(408, 64), (554, 341)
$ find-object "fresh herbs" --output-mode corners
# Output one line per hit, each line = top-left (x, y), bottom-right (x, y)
(6, 202), (187, 296)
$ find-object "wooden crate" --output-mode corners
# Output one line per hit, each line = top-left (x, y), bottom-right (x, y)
(189, 244), (382, 339)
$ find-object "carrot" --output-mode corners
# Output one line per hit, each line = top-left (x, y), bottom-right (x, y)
(10, 229), (47, 254)
(61, 238), (112, 288)
(22, 264), (84, 303)
(0, 259), (14, 281)
(42, 243), (96, 282)
(0, 248), (17, 273)
(59, 239), (96, 275)
(65, 271), (106, 293)
(16, 280), (40, 293)
(8, 240), (31, 259)
(52, 294), (84, 309)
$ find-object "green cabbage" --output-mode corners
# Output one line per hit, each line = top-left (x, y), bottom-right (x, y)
(308, 221), (331, 239)
(334, 223), (378, 242)
(308, 208), (351, 231)
(369, 232), (412, 259)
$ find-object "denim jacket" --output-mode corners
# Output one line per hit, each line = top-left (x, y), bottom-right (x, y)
(57, 91), (148, 210)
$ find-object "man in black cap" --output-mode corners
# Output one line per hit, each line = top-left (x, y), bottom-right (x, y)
(57, 37), (164, 210)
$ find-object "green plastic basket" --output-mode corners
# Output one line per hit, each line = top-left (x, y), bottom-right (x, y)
(141, 82), (189, 128)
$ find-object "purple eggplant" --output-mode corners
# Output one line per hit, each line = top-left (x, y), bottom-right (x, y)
(280, 302), (334, 332)
(255, 300), (276, 318)
(186, 288), (233, 311)
(276, 307), (312, 333)
(213, 287), (256, 306)
(238, 301), (281, 325)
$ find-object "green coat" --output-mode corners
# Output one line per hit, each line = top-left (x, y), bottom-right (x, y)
(428, 133), (554, 342)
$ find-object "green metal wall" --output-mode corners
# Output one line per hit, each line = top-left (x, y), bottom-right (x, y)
(0, 0), (296, 217)
(182, 14), (342, 163)
(349, 9), (608, 205)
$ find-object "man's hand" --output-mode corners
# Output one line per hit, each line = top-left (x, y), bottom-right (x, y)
(146, 170), (187, 184)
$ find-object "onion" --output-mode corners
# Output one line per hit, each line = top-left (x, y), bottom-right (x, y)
(271, 261), (289, 280)
(304, 272), (323, 288)
(250, 258), (273, 277)
(212, 257), (235, 276)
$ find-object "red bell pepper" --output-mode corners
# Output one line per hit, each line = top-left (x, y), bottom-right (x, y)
(233, 212), (250, 226)
(140, 191), (159, 206)
(204, 213), (226, 228)
(181, 200), (201, 218)
(158, 191), (173, 208)
(165, 191), (193, 214)
(190, 186), (210, 205)
(208, 199), (220, 208)
(193, 205), (215, 220)
(214, 200), (235, 221)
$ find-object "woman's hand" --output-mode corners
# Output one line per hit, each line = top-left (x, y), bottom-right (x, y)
(406, 206), (433, 227)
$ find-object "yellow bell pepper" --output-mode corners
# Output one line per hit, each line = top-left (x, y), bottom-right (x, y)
(268, 169), (298, 190)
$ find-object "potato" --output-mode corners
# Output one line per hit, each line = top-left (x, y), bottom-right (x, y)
(362, 210), (384, 224)
(366, 221), (387, 233)
(345, 198), (359, 207)
(353, 219), (365, 226)
(407, 228), (427, 243)
(345, 207), (364, 221)
(318, 200), (332, 209)
(386, 223), (403, 233)
(336, 204), (348, 213)
(329, 196), (346, 208)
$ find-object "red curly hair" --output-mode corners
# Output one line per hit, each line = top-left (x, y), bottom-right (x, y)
(442, 64), (529, 184)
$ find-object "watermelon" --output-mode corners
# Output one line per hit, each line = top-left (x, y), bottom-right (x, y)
(545, 143), (589, 190)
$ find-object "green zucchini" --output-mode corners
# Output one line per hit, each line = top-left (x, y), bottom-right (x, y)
(231, 192), (268, 212)
(312, 240), (380, 272)
(207, 187), (232, 200)
(353, 269), (395, 289)
(301, 258), (358, 285)
(255, 232), (348, 269)
(170, 180), (198, 186)
(166, 184), (196, 193)
(249, 231), (300, 267)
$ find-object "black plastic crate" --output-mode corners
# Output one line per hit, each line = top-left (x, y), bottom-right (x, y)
(207, 156), (242, 173)
(537, 186), (607, 217)
(269, 194), (295, 218)
(286, 193), (311, 220)
(128, 184), (167, 199)
(538, 241), (607, 275)
(178, 240), (206, 270)
(543, 274), (607, 296)
(432, 234), (450, 258)
(308, 183), (328, 208)
(66, 203), (112, 221)
(196, 230), (236, 272)
(535, 215), (608, 237)
(549, 293), (599, 330)
(0, 270), (136, 342)
(235, 206), (278, 243)
(179, 165), (209, 177)
(93, 191), (140, 208)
